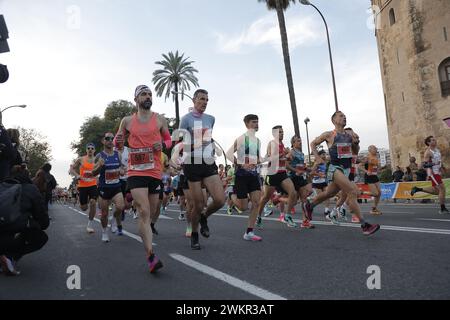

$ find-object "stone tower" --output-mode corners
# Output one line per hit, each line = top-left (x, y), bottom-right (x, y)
(371, 0), (450, 171)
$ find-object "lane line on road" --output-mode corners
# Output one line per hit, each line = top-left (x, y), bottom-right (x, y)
(164, 209), (450, 236)
(169, 253), (287, 300)
(66, 206), (155, 245)
(416, 218), (450, 223)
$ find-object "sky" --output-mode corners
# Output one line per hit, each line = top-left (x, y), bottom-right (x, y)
(0, 0), (388, 188)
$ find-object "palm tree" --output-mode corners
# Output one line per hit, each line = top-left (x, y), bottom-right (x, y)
(258, 0), (300, 137)
(153, 51), (199, 129)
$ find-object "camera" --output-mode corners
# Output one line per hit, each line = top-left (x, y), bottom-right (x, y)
(0, 14), (10, 84)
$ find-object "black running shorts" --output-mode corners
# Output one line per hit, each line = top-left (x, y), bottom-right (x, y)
(235, 175), (261, 199)
(79, 185), (98, 206)
(264, 172), (289, 188)
(183, 163), (218, 182)
(98, 187), (122, 201)
(365, 174), (380, 184)
(127, 176), (162, 194)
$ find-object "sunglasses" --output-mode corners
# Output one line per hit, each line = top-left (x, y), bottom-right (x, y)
(87, 147), (95, 151)
(104, 137), (114, 141)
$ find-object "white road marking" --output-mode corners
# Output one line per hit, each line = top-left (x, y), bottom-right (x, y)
(416, 218), (450, 223)
(169, 253), (287, 300)
(66, 206), (155, 245)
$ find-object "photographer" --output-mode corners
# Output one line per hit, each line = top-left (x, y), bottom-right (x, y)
(0, 165), (49, 276)
(0, 115), (15, 181)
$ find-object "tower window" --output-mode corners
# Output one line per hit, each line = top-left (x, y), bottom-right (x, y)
(438, 57), (450, 96)
(389, 8), (396, 26)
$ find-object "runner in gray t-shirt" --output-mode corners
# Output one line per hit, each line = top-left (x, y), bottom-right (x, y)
(178, 89), (225, 250)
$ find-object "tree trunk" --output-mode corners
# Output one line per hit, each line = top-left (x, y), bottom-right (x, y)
(174, 82), (180, 129)
(275, 0), (300, 137)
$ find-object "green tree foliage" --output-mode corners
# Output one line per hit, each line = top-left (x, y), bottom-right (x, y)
(379, 167), (393, 183)
(18, 127), (52, 177)
(153, 51), (199, 128)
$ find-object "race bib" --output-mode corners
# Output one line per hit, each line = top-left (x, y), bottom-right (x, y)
(336, 143), (352, 159)
(129, 148), (154, 171)
(105, 169), (120, 185)
(81, 171), (95, 182)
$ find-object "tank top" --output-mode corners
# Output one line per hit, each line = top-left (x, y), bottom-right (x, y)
(313, 163), (327, 184)
(78, 156), (97, 188)
(98, 151), (121, 188)
(289, 148), (305, 178)
(268, 141), (287, 174)
(430, 148), (442, 175)
(236, 134), (260, 176)
(329, 130), (353, 169)
(366, 155), (379, 176)
(116, 146), (129, 181)
(127, 113), (162, 180)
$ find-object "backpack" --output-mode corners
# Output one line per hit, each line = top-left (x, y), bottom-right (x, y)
(0, 182), (23, 229)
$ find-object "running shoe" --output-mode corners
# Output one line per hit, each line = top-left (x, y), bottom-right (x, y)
(410, 186), (419, 196)
(301, 220), (315, 229)
(328, 209), (340, 225)
(191, 232), (201, 250)
(0, 255), (20, 276)
(117, 225), (123, 236)
(199, 215), (210, 238)
(233, 205), (243, 214)
(439, 208), (450, 214)
(263, 206), (274, 217)
(243, 231), (262, 241)
(133, 212), (138, 219)
(185, 225), (192, 238)
(178, 212), (185, 221)
(227, 207), (233, 215)
(284, 214), (298, 228)
(351, 215), (361, 223)
(278, 213), (285, 223)
(361, 223), (381, 236)
(303, 200), (314, 221)
(370, 208), (382, 215)
(101, 231), (110, 243)
(147, 254), (163, 273)
(86, 221), (95, 234)
(256, 216), (263, 229)
(338, 206), (348, 221)
(111, 220), (118, 234)
(121, 211), (126, 221)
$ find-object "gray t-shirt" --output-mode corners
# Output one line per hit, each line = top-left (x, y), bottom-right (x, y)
(179, 112), (215, 163)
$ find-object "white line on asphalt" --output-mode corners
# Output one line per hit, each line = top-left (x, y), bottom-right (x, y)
(416, 218), (450, 222)
(163, 208), (450, 236)
(169, 253), (287, 300)
(66, 206), (154, 245)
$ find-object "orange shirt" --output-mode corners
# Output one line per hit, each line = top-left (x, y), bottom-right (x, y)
(78, 156), (97, 188)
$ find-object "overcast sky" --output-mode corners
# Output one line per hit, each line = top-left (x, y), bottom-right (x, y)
(0, 0), (388, 188)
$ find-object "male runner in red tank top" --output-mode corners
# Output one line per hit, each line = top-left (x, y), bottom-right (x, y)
(115, 85), (172, 273)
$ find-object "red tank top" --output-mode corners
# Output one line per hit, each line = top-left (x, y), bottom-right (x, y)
(127, 113), (162, 180)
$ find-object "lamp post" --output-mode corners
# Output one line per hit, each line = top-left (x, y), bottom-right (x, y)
(0, 104), (27, 125)
(304, 117), (311, 164)
(300, 0), (339, 112)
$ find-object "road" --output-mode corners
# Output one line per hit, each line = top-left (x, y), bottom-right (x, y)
(1, 200), (450, 300)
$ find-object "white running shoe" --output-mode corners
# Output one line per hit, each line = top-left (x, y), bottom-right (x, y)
(110, 219), (118, 234)
(338, 206), (347, 221)
(328, 209), (340, 225)
(102, 231), (110, 243)
(86, 221), (95, 234)
(243, 231), (262, 241)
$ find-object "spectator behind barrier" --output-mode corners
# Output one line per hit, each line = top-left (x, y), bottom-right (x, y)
(0, 165), (49, 276)
(0, 120), (15, 181)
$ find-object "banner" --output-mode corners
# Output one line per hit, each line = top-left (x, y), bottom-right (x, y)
(355, 179), (450, 200)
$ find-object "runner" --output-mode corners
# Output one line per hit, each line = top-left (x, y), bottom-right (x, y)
(92, 132), (126, 242)
(287, 136), (314, 229)
(310, 150), (331, 219)
(178, 89), (226, 250)
(256, 125), (298, 228)
(303, 111), (380, 236)
(70, 143), (99, 234)
(115, 132), (133, 220)
(225, 164), (241, 215)
(411, 136), (449, 214)
(360, 145), (382, 215)
(226, 114), (263, 241)
(114, 84), (169, 273)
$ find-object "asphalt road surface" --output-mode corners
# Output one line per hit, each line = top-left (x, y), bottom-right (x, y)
(2, 200), (450, 300)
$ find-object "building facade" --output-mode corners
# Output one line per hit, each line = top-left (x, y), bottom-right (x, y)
(371, 0), (450, 171)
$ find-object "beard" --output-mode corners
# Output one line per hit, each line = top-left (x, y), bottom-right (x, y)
(140, 100), (152, 110)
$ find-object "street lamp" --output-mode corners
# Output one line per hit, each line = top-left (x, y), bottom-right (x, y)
(1, 104), (27, 113)
(304, 117), (311, 164)
(0, 104), (27, 125)
(300, 0), (339, 112)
